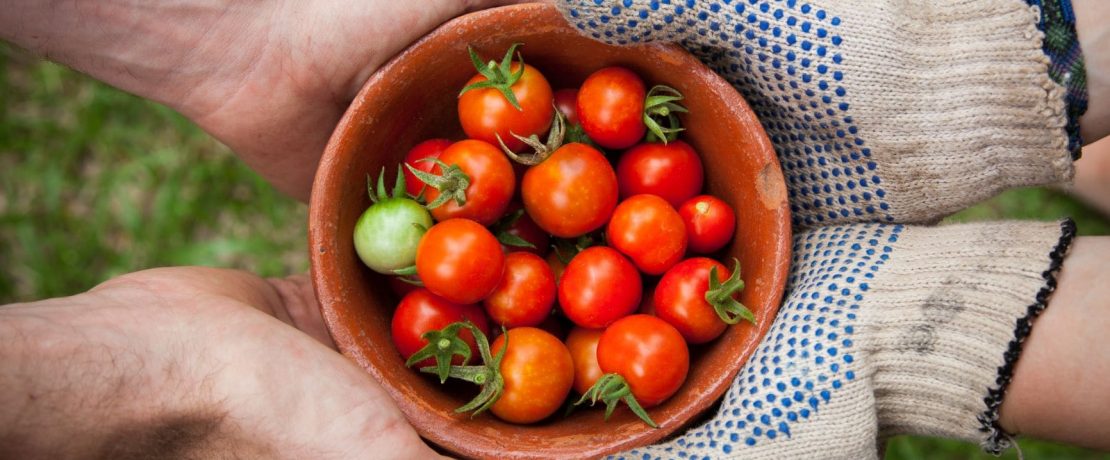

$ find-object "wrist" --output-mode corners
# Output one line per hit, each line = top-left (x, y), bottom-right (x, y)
(1073, 0), (1110, 142)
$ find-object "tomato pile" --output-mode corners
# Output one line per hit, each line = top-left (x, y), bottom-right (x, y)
(352, 44), (753, 427)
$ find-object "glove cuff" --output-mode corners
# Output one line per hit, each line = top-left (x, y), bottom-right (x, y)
(864, 219), (1076, 453)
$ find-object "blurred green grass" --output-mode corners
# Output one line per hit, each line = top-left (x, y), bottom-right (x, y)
(1, 43), (1106, 459)
(0, 44), (308, 302)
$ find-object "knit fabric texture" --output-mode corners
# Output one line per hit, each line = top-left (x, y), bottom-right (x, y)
(1028, 0), (1088, 158)
(609, 221), (1072, 460)
(558, 0), (1075, 228)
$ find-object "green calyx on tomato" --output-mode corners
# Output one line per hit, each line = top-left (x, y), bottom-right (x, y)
(491, 209), (537, 250)
(574, 373), (657, 428)
(405, 321), (473, 383)
(418, 321), (508, 417)
(405, 159), (471, 210)
(460, 43), (527, 111)
(642, 85), (688, 144)
(706, 258), (754, 324)
(496, 109), (566, 166)
(563, 120), (596, 147)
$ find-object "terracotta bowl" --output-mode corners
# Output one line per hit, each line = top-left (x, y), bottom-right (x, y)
(309, 4), (790, 459)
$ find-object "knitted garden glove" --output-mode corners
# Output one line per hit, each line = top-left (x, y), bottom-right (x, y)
(559, 0), (1086, 228)
(554, 1), (1089, 458)
(617, 220), (1075, 459)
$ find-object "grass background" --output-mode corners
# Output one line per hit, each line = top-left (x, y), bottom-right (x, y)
(2, 43), (1107, 459)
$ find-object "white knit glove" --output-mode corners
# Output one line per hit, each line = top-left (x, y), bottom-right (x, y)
(621, 220), (1075, 459)
(556, 0), (1087, 458)
(559, 0), (1078, 228)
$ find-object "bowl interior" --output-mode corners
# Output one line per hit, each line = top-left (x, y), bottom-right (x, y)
(309, 4), (790, 459)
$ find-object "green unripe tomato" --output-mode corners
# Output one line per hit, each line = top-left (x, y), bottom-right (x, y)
(353, 197), (432, 274)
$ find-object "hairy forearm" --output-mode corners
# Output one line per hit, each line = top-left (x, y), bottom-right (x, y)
(999, 236), (1110, 451)
(1075, 0), (1110, 142)
(0, 298), (219, 458)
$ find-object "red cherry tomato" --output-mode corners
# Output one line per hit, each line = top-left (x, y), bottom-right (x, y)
(459, 62), (553, 152)
(558, 246), (642, 328)
(597, 314), (689, 408)
(522, 143), (618, 238)
(391, 288), (490, 368)
(616, 140), (704, 208)
(577, 67), (646, 149)
(423, 139), (515, 226)
(607, 194), (687, 275)
(553, 88), (580, 125)
(403, 139), (451, 197)
(416, 219), (505, 304)
(489, 327), (574, 424)
(654, 257), (732, 344)
(484, 252), (557, 328)
(679, 195), (737, 254)
(565, 326), (605, 395)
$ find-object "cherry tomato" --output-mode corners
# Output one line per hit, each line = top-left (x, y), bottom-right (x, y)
(559, 246), (642, 328)
(484, 252), (556, 328)
(553, 88), (580, 125)
(459, 62), (553, 152)
(577, 67), (646, 149)
(423, 139), (515, 226)
(489, 327), (574, 424)
(597, 314), (689, 408)
(565, 327), (605, 395)
(654, 257), (733, 343)
(522, 143), (618, 238)
(416, 219), (505, 304)
(391, 288), (490, 368)
(607, 194), (687, 275)
(616, 140), (704, 208)
(679, 195), (737, 254)
(403, 138), (451, 197)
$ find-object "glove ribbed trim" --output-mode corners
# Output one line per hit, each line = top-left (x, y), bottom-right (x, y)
(976, 218), (1077, 454)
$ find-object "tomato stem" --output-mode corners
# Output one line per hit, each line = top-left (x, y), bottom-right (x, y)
(706, 258), (754, 325)
(406, 322), (474, 383)
(459, 43), (526, 111)
(643, 85), (688, 144)
(405, 159), (471, 210)
(497, 108), (566, 165)
(367, 165), (408, 204)
(574, 373), (658, 428)
(416, 322), (509, 417)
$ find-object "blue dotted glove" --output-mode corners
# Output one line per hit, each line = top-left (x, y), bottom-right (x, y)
(557, 1), (1086, 458)
(622, 220), (1074, 459)
(561, 0), (1077, 228)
